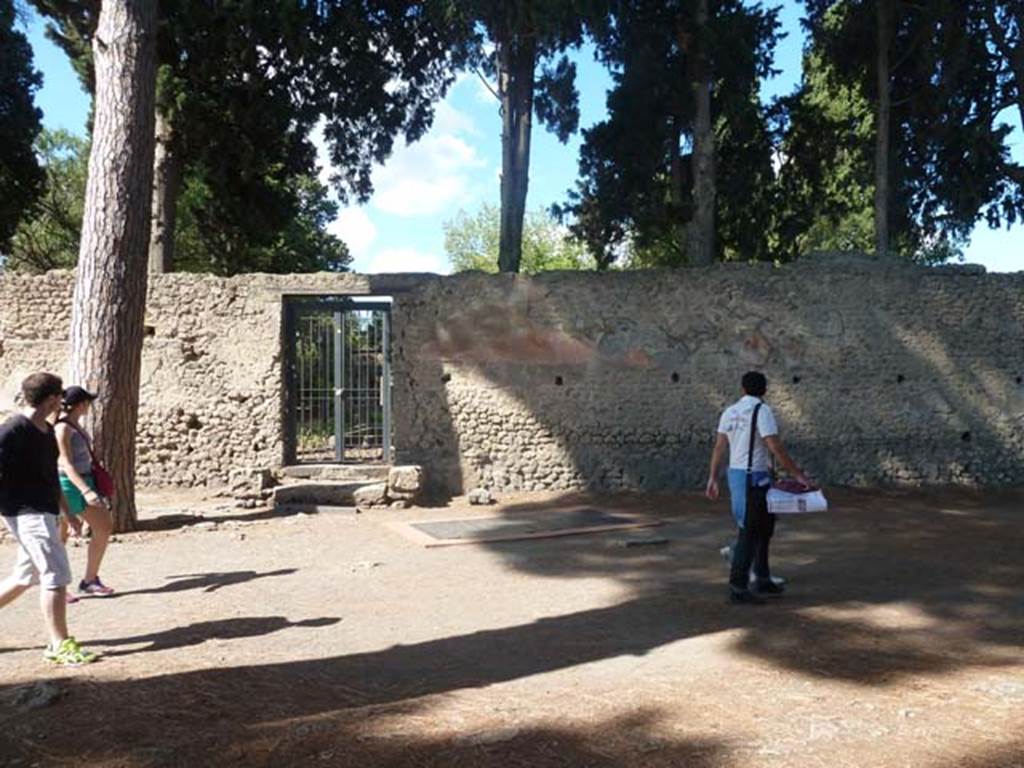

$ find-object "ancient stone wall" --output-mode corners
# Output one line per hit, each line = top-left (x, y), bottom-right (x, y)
(0, 271), (424, 487)
(1, 256), (1021, 495)
(392, 257), (1024, 493)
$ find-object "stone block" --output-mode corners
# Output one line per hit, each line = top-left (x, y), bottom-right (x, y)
(353, 482), (388, 508)
(467, 487), (494, 505)
(229, 467), (275, 500)
(387, 465), (423, 500)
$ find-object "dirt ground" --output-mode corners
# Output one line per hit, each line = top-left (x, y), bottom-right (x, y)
(1, 486), (1022, 768)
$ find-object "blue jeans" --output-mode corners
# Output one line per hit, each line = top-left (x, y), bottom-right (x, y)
(727, 469), (770, 528)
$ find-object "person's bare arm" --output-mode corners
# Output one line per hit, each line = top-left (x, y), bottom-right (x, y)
(705, 433), (729, 500)
(58, 485), (82, 536)
(763, 435), (811, 486)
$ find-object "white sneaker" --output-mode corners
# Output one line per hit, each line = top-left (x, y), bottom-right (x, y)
(721, 544), (786, 585)
(750, 573), (786, 587)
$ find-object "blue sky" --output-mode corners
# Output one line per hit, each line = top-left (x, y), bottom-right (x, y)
(20, 2), (1023, 274)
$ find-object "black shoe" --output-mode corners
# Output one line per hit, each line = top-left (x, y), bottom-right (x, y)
(729, 589), (766, 605)
(753, 579), (785, 596)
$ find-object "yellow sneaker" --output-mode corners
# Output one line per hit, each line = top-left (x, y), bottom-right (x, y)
(43, 637), (97, 666)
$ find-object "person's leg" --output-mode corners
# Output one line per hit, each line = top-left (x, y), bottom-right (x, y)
(730, 524), (757, 591)
(0, 576), (30, 608)
(726, 469), (748, 529)
(34, 514), (73, 647)
(0, 517), (36, 608)
(40, 585), (69, 648)
(724, 469), (748, 562)
(729, 489), (762, 591)
(59, 477), (89, 597)
(753, 513), (777, 583)
(9, 513), (93, 663)
(18, 514), (75, 645)
(730, 484), (771, 596)
(56, 512), (81, 603)
(80, 504), (112, 584)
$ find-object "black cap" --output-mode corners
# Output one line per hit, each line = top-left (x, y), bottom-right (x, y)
(62, 386), (97, 408)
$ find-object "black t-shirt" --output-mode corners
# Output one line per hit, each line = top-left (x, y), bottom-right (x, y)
(0, 414), (62, 516)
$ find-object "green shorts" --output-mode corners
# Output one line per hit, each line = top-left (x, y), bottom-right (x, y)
(59, 473), (97, 517)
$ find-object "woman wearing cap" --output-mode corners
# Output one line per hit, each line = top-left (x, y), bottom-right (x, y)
(55, 386), (114, 597)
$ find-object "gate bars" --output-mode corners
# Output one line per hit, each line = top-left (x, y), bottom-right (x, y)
(285, 298), (392, 464)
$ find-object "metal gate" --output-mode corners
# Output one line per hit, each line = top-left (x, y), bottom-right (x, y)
(286, 298), (392, 464)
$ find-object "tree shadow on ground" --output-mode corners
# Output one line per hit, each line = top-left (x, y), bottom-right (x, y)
(0, 488), (1020, 765)
(476, 485), (1024, 685)
(134, 505), (304, 531)
(0, 702), (730, 767)
(113, 568), (297, 597)
(929, 739), (1024, 768)
(236, 708), (730, 768)
(0, 612), (332, 658)
(87, 616), (340, 657)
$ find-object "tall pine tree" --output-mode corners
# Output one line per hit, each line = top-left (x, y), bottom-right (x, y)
(0, 2), (45, 253)
(798, 0), (1019, 261)
(70, 0), (158, 531)
(560, 0), (780, 267)
(447, 1), (603, 272)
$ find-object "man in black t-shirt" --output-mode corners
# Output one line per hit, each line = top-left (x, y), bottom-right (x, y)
(0, 373), (95, 665)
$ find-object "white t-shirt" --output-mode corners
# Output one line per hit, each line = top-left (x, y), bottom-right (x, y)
(717, 395), (779, 471)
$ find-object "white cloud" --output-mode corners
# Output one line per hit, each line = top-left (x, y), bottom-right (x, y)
(365, 247), (450, 275)
(330, 208), (377, 261)
(433, 97), (479, 136)
(313, 80), (489, 220)
(372, 132), (485, 216)
(313, 85), (490, 272)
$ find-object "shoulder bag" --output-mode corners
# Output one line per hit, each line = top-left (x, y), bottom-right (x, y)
(59, 419), (115, 499)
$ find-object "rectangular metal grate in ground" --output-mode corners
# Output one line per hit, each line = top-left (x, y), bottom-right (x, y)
(392, 508), (662, 548)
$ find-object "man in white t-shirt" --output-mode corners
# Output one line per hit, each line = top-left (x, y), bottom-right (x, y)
(705, 372), (809, 604)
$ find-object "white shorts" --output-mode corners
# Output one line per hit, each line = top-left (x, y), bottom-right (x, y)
(2, 513), (72, 590)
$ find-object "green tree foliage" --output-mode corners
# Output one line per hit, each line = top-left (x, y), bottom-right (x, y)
(447, 1), (606, 272)
(173, 171), (350, 275)
(0, 2), (45, 252)
(29, 0), (463, 274)
(559, 0), (780, 268)
(445, 203), (594, 273)
(797, 0), (1022, 262)
(974, 2), (1024, 220)
(7, 128), (349, 275)
(6, 129), (87, 272)
(773, 44), (876, 260)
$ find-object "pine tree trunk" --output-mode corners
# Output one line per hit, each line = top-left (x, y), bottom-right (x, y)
(874, 0), (893, 259)
(669, 115), (687, 260)
(687, 0), (716, 266)
(70, 0), (158, 533)
(498, 36), (536, 274)
(148, 107), (180, 274)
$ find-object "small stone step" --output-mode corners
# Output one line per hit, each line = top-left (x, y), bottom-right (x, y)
(275, 503), (359, 517)
(272, 481), (369, 507)
(278, 464), (390, 482)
